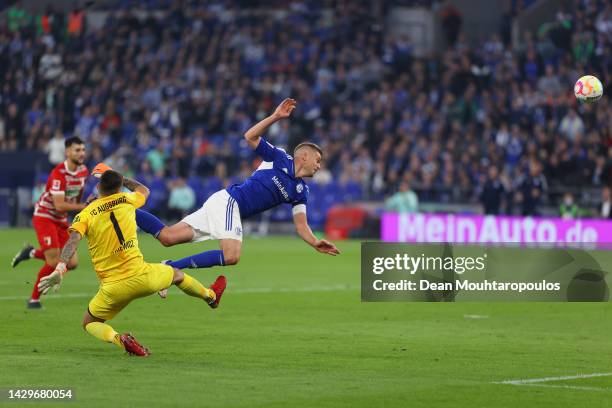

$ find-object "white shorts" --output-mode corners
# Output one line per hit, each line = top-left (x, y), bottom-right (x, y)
(181, 190), (243, 242)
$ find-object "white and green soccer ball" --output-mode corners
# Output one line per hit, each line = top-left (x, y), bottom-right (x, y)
(574, 75), (603, 103)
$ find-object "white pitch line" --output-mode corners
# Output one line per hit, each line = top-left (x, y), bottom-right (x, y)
(0, 285), (359, 301)
(496, 372), (612, 385)
(0, 292), (93, 301)
(495, 372), (612, 392)
(516, 384), (612, 392)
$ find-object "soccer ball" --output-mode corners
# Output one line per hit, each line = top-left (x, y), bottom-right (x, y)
(574, 75), (603, 103)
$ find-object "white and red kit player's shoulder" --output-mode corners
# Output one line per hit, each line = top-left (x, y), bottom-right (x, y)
(33, 161), (89, 225)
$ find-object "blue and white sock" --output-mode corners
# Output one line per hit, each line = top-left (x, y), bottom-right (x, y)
(167, 250), (225, 270)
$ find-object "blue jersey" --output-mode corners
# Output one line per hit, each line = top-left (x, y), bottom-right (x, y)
(226, 138), (309, 219)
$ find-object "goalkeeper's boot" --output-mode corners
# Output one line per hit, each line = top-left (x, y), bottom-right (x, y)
(119, 333), (150, 357)
(12, 243), (34, 268)
(207, 275), (227, 309)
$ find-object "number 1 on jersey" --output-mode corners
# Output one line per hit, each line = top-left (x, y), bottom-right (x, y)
(109, 211), (125, 245)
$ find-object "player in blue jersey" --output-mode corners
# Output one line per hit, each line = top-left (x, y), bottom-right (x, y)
(119, 98), (340, 272)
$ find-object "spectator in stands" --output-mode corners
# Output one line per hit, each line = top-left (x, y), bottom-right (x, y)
(167, 177), (196, 221)
(45, 128), (64, 165)
(4, 103), (23, 149)
(146, 144), (167, 175)
(559, 192), (579, 219)
(384, 176), (418, 214)
(30, 174), (47, 211)
(537, 65), (563, 97)
(440, 4), (462, 47)
(38, 44), (62, 81)
(559, 109), (585, 142)
(74, 105), (100, 141)
(517, 161), (548, 216)
(7, 2), (30, 33)
(479, 165), (505, 215)
(599, 186), (612, 219)
(67, 7), (85, 38)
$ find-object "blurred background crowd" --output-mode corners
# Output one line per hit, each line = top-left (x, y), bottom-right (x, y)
(1, 0), (611, 228)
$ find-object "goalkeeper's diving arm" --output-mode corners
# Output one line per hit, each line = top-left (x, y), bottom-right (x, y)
(37, 231), (82, 295)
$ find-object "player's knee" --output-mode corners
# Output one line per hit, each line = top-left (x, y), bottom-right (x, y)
(172, 268), (184, 284)
(223, 252), (240, 265)
(45, 254), (60, 266)
(67, 261), (78, 270)
(158, 231), (174, 247)
(82, 311), (103, 330)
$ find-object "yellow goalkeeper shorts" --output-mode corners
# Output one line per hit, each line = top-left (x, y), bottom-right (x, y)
(88, 262), (174, 321)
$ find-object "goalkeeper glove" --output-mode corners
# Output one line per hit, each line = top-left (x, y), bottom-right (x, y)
(38, 262), (67, 295)
(92, 162), (113, 178)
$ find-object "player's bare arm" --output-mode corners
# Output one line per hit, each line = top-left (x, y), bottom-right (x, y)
(38, 231), (82, 295)
(244, 98), (296, 149)
(52, 194), (87, 212)
(122, 176), (150, 199)
(59, 231), (82, 265)
(293, 212), (340, 256)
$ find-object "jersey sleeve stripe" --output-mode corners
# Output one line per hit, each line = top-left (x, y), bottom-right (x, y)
(228, 199), (232, 230)
(228, 198), (235, 231)
(225, 197), (232, 231)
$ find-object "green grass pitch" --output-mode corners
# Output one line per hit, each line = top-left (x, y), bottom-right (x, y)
(1, 228), (611, 407)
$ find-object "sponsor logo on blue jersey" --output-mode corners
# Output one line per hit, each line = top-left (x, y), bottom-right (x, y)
(272, 175), (289, 201)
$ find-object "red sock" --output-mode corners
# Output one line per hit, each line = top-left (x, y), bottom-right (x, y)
(31, 264), (55, 301)
(32, 249), (45, 260)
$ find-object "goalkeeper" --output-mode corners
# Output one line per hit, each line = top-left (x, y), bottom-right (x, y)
(38, 170), (227, 357)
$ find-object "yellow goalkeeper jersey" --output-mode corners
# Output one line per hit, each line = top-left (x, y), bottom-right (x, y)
(70, 191), (147, 283)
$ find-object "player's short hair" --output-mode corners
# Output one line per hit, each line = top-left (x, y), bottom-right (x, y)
(99, 170), (123, 195)
(294, 142), (322, 157)
(65, 136), (85, 148)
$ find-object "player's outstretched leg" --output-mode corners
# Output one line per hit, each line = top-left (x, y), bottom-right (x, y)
(171, 268), (227, 308)
(135, 209), (166, 238)
(11, 243), (44, 268)
(136, 210), (195, 247)
(165, 238), (240, 270)
(82, 311), (150, 357)
(166, 249), (225, 269)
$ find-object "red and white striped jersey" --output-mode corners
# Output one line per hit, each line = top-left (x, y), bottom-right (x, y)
(34, 161), (89, 225)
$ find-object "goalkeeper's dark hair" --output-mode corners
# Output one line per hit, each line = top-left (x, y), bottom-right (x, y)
(99, 170), (123, 195)
(65, 136), (84, 148)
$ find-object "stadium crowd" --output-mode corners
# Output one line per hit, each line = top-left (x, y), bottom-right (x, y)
(1, 0), (612, 225)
